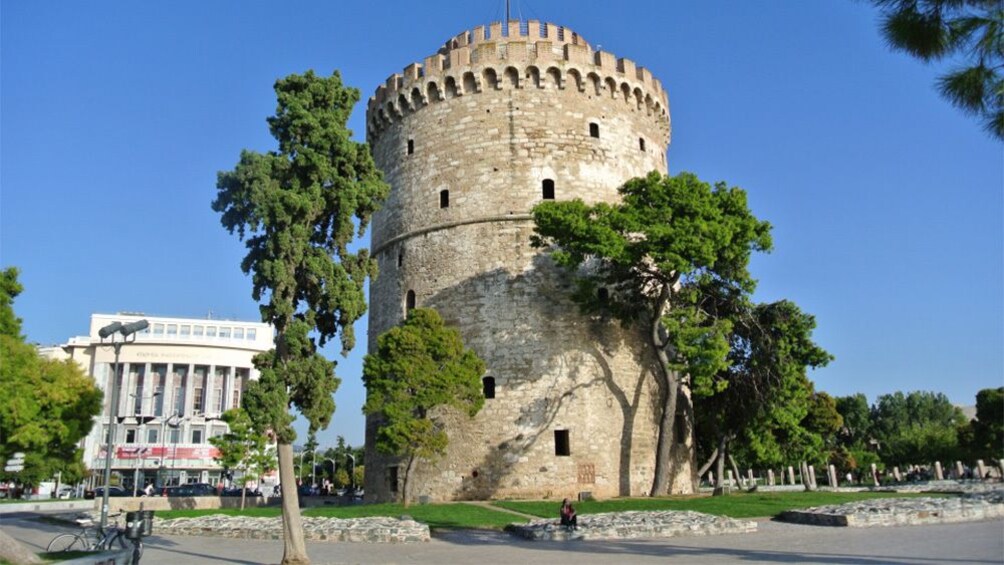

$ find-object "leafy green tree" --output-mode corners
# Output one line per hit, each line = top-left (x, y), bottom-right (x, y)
(967, 387), (1003, 460)
(695, 300), (832, 491)
(0, 268), (102, 489)
(213, 70), (388, 565)
(869, 0), (1003, 139)
(835, 393), (873, 448)
(363, 308), (485, 507)
(209, 408), (273, 509)
(531, 171), (772, 495)
(870, 391), (967, 464)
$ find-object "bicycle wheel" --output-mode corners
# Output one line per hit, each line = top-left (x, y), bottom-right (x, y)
(46, 533), (85, 553)
(109, 531), (130, 551)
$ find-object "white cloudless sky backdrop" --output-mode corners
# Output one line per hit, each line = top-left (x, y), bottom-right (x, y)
(3, 0), (1000, 448)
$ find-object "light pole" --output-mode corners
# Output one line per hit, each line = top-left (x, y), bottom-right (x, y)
(129, 391), (161, 496)
(347, 453), (356, 493)
(159, 412), (183, 492)
(98, 319), (148, 530)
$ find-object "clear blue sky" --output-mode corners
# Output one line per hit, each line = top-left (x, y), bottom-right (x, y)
(3, 1), (1001, 449)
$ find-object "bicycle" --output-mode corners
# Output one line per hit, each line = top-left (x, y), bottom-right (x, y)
(46, 512), (143, 558)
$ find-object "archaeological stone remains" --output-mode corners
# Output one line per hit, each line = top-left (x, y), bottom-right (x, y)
(363, 19), (694, 502)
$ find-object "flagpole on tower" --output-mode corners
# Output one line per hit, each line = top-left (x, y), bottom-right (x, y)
(506, 0), (510, 21)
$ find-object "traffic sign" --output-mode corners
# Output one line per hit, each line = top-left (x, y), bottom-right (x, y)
(11, 452), (25, 460)
(4, 464), (24, 472)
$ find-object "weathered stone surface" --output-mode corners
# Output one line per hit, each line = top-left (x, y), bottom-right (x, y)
(779, 490), (1004, 527)
(505, 510), (756, 541)
(363, 18), (694, 505)
(153, 515), (430, 543)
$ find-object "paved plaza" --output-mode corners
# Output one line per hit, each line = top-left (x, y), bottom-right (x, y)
(2, 510), (1001, 564)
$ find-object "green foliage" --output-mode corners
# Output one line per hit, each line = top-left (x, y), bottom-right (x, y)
(532, 171), (773, 493)
(968, 387), (1003, 459)
(363, 308), (485, 498)
(870, 0), (1003, 139)
(695, 299), (832, 470)
(870, 391), (967, 464)
(209, 408), (274, 488)
(835, 393), (872, 448)
(213, 70), (388, 443)
(0, 267), (24, 339)
(0, 268), (102, 486)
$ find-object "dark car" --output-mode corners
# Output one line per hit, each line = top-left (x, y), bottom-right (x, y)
(222, 487), (262, 497)
(83, 486), (127, 499)
(162, 483), (216, 497)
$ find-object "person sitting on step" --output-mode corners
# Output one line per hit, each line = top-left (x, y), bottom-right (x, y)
(559, 498), (577, 530)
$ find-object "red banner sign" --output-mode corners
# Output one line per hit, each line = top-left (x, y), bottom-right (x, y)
(99, 446), (220, 460)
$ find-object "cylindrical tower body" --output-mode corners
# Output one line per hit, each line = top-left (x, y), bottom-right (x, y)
(364, 20), (692, 502)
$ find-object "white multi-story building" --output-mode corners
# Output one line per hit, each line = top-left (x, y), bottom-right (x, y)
(41, 313), (273, 492)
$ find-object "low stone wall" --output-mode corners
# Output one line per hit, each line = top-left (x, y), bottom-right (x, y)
(108, 495), (276, 512)
(154, 515), (430, 543)
(779, 491), (1004, 527)
(505, 510), (757, 541)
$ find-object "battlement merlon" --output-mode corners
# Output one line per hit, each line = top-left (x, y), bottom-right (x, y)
(366, 20), (669, 110)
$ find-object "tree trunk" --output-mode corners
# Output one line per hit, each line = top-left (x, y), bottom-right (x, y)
(240, 483), (247, 511)
(728, 453), (743, 489)
(713, 435), (728, 496)
(648, 286), (678, 497)
(401, 454), (417, 508)
(277, 442), (309, 565)
(697, 447), (719, 478)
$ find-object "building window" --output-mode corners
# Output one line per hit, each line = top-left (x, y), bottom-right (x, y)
(554, 429), (570, 456)
(542, 179), (555, 200)
(246, 328), (256, 340)
(168, 428), (180, 444)
(388, 466), (399, 493)
(180, 325), (191, 338)
(219, 327), (232, 339)
(147, 428), (159, 443)
(405, 290), (416, 314)
(398, 250), (404, 268)
(639, 137), (646, 151)
(193, 325), (204, 337)
(193, 388), (204, 415)
(191, 428), (204, 444)
(482, 376), (496, 399)
(407, 139), (414, 155)
(440, 189), (449, 208)
(234, 327), (245, 340)
(125, 428), (137, 444)
(152, 323), (165, 336)
(589, 122), (600, 138)
(206, 326), (217, 338)
(232, 389), (241, 410)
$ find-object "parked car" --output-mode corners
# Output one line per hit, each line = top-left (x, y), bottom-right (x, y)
(161, 483), (216, 497)
(83, 486), (127, 499)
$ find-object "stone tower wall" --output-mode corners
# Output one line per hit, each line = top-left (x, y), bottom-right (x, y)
(364, 20), (693, 503)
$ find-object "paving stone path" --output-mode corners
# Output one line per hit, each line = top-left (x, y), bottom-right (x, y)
(504, 510), (758, 541)
(779, 490), (1004, 527)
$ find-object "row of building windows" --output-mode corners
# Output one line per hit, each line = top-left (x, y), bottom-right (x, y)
(114, 424), (226, 445)
(139, 323), (258, 341)
(435, 178), (555, 210)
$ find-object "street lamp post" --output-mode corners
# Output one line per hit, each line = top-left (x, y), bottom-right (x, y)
(98, 319), (148, 530)
(128, 391), (161, 496)
(347, 453), (356, 493)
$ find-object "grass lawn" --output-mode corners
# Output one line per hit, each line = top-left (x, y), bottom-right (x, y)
(493, 491), (947, 519)
(155, 502), (524, 530)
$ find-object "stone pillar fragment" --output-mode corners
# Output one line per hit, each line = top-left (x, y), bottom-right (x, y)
(708, 471), (714, 486)
(934, 461), (944, 480)
(787, 466), (795, 485)
(955, 460), (965, 479)
(893, 467), (901, 482)
(807, 465), (818, 489)
(828, 464), (838, 487)
(768, 469), (775, 486)
(870, 463), (879, 486)
(998, 460), (1004, 480)
(976, 459), (986, 479)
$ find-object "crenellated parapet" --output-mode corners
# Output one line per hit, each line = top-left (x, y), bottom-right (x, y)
(366, 20), (670, 142)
